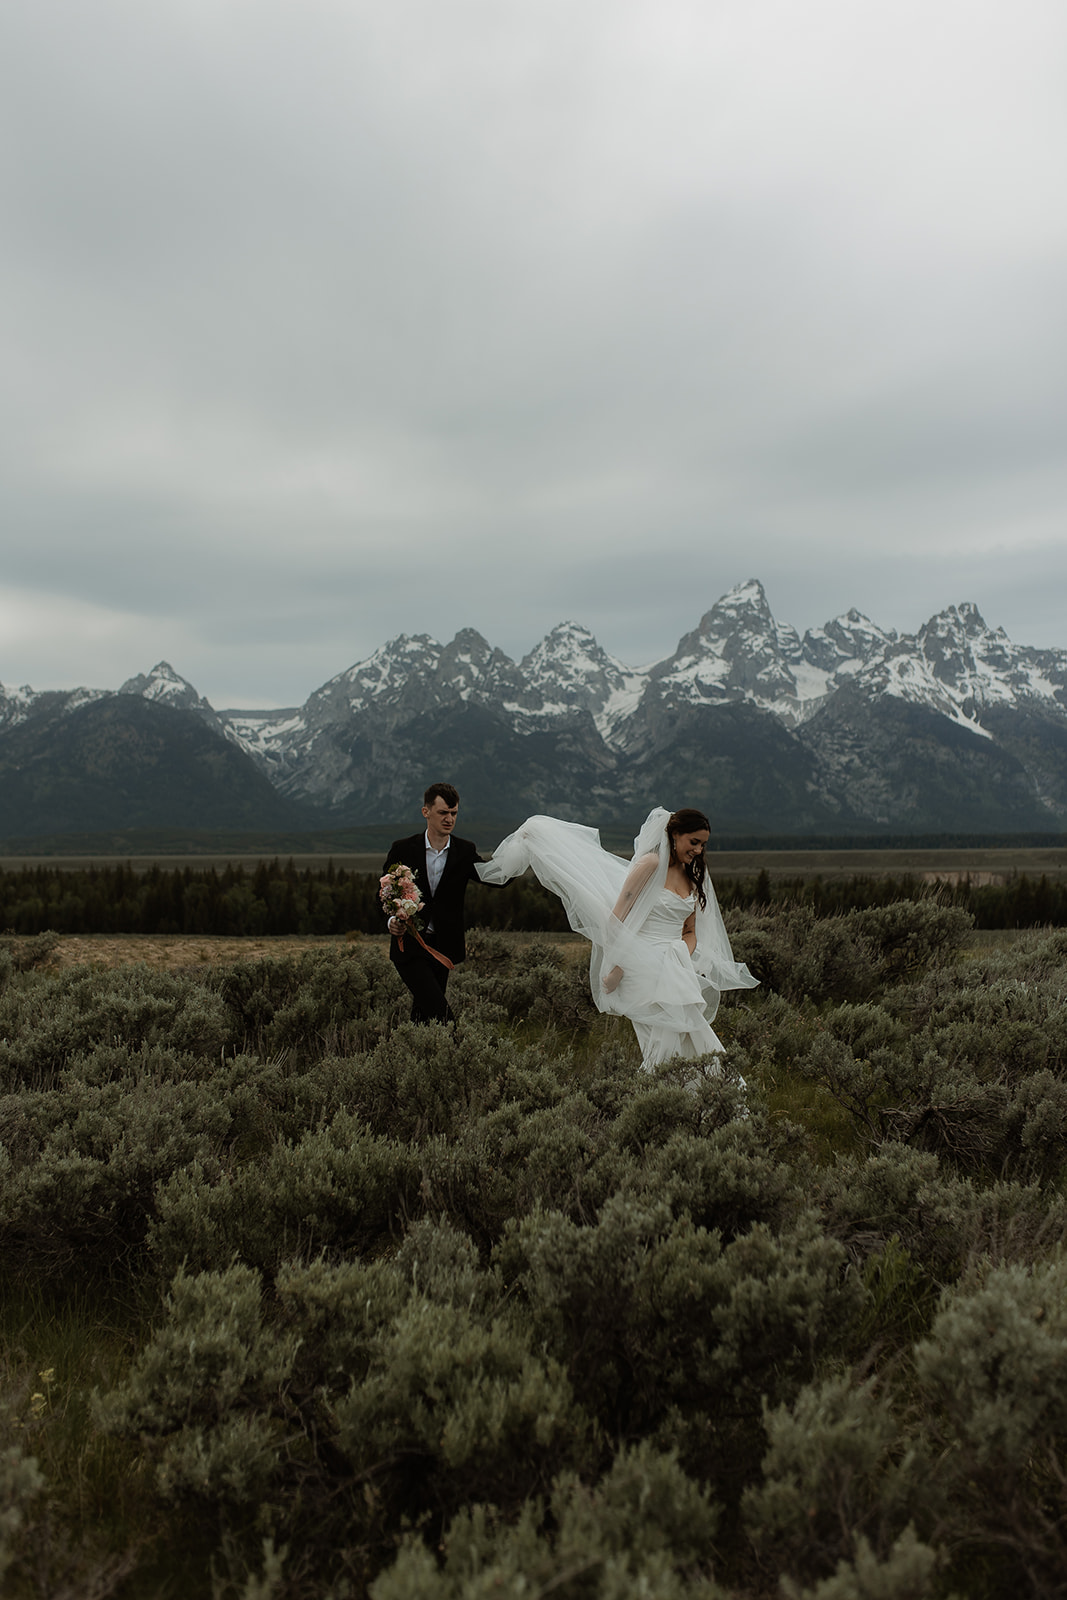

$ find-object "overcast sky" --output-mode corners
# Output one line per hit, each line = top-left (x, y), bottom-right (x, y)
(3, 0), (1065, 708)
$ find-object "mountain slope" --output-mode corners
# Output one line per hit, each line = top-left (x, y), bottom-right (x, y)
(0, 696), (315, 838)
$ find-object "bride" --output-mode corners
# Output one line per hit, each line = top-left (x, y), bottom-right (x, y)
(476, 807), (758, 1071)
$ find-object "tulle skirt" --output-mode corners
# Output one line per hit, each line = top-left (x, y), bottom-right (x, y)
(476, 814), (752, 1071)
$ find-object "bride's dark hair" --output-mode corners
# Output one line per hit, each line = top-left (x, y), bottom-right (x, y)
(667, 807), (711, 910)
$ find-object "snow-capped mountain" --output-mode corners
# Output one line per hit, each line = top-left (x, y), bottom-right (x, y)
(119, 660), (233, 739)
(0, 681), (108, 733)
(516, 622), (646, 733)
(2, 581), (1065, 837)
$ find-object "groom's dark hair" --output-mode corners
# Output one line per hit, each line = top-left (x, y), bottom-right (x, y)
(424, 782), (459, 808)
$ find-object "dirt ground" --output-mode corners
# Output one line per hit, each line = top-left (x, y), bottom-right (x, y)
(42, 934), (382, 971)
(40, 932), (587, 972)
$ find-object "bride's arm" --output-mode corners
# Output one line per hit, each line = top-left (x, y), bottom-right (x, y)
(682, 907), (697, 955)
(602, 853), (658, 992)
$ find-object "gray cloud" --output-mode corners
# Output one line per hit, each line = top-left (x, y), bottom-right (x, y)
(2, 0), (1065, 705)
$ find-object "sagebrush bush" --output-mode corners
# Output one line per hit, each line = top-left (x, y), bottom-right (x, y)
(900, 1256), (1067, 1598)
(726, 900), (972, 1006)
(495, 1195), (858, 1504)
(743, 1373), (922, 1586)
(100, 1224), (596, 1587)
(622, 1122), (806, 1242)
(0, 964), (231, 1090)
(0, 931), (60, 984)
(5, 908), (1067, 1597)
(319, 1019), (523, 1143)
(779, 1528), (942, 1600)
(206, 946), (400, 1062)
(371, 1442), (724, 1600)
(0, 1074), (230, 1274)
(149, 1113), (421, 1277)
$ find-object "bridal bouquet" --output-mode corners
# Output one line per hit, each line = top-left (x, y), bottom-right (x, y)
(379, 862), (425, 929)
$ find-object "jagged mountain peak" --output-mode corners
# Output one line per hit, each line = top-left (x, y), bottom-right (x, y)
(696, 578), (773, 638)
(521, 620), (628, 681)
(436, 630), (522, 702)
(802, 609), (896, 673)
(308, 628), (524, 723)
(654, 577), (803, 705)
(118, 661), (226, 737)
(438, 627), (507, 672)
(339, 633), (441, 680)
(522, 619), (601, 661)
(672, 579), (779, 659)
(848, 598), (1067, 724)
(321, 634), (442, 704)
(121, 661), (203, 701)
(716, 577), (772, 614)
(518, 620), (643, 723)
(919, 601), (994, 641)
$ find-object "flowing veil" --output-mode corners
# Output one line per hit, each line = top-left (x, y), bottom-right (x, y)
(476, 809), (757, 1026)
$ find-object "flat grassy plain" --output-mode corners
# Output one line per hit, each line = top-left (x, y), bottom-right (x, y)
(3, 845), (1067, 880)
(40, 925), (1029, 974)
(41, 930), (588, 972)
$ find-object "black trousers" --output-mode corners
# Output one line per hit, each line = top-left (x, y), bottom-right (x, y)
(395, 947), (454, 1024)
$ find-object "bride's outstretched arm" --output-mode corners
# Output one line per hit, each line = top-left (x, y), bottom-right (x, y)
(602, 853), (658, 992)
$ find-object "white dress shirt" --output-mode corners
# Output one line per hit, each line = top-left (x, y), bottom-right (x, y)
(422, 829), (450, 929)
(425, 829), (450, 894)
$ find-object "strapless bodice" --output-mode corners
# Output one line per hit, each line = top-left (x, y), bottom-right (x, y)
(638, 889), (694, 945)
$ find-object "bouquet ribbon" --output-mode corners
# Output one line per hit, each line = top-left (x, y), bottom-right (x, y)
(396, 926), (454, 970)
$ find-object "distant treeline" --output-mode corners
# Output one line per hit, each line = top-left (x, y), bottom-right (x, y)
(1, 858), (1065, 937)
(0, 860), (571, 938)
(713, 869), (1067, 930)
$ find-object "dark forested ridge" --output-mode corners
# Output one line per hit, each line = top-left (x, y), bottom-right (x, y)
(0, 696), (314, 837)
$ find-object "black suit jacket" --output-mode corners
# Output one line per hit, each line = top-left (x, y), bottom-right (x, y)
(383, 833), (482, 968)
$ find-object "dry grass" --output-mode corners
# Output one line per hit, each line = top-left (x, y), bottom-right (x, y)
(43, 933), (370, 971)
(42, 931), (589, 972)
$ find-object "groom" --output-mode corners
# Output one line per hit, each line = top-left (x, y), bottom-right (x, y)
(382, 781), (484, 1024)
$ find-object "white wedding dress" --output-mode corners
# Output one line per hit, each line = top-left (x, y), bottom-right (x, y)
(476, 809), (759, 1071)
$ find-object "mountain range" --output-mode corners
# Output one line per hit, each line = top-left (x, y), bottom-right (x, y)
(2, 579), (1066, 842)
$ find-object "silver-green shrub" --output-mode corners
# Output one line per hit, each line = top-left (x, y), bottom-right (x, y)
(911, 1257), (1067, 1592)
(371, 1443), (725, 1600)
(207, 946), (399, 1062)
(496, 1195), (857, 1503)
(744, 1374), (922, 1585)
(149, 1113), (420, 1276)
(0, 964), (231, 1089)
(0, 1072), (230, 1273)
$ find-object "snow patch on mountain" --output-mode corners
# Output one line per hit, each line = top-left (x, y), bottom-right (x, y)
(857, 604), (1067, 729)
(0, 682), (42, 730)
(0, 679), (110, 731)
